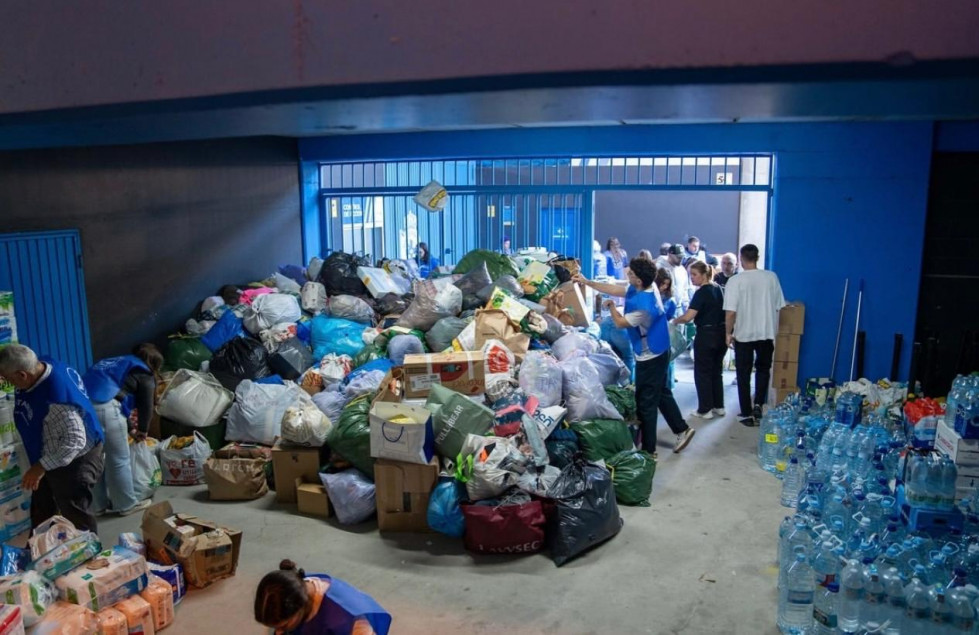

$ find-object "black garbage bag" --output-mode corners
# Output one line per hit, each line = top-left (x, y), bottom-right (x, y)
(425, 317), (469, 352)
(268, 337), (314, 380)
(318, 251), (370, 297)
(377, 292), (409, 316)
(476, 275), (524, 303)
(453, 262), (493, 296)
(545, 428), (580, 469)
(211, 337), (272, 383)
(461, 294), (484, 312)
(546, 456), (623, 567)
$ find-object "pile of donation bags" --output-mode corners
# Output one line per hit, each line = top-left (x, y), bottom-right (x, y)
(150, 248), (655, 565)
(0, 505), (238, 634)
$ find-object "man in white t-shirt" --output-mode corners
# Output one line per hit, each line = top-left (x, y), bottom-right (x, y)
(723, 244), (786, 426)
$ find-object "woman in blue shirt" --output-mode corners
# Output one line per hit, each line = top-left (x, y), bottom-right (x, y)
(255, 559), (392, 635)
(415, 242), (439, 279)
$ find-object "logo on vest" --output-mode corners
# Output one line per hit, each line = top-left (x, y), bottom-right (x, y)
(14, 401), (33, 427)
(67, 368), (89, 398)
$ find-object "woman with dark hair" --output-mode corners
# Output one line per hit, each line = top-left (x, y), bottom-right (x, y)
(575, 259), (695, 455)
(673, 260), (727, 420)
(603, 237), (629, 281)
(415, 242), (439, 279)
(255, 559), (391, 634)
(83, 342), (164, 515)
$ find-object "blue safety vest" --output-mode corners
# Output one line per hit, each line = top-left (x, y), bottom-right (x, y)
(82, 355), (150, 404)
(291, 574), (392, 635)
(14, 358), (104, 465)
(624, 286), (669, 357)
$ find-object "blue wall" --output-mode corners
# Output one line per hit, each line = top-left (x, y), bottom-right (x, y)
(300, 122), (934, 384)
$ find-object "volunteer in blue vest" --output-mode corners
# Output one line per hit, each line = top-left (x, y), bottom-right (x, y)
(255, 559), (392, 635)
(575, 259), (696, 455)
(0, 344), (104, 532)
(83, 343), (163, 516)
(415, 242), (439, 279)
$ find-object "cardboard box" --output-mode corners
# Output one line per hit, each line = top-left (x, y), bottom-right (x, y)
(402, 351), (486, 399)
(936, 420), (979, 467)
(553, 282), (593, 327)
(295, 478), (331, 518)
(357, 266), (405, 298)
(374, 458), (439, 532)
(774, 333), (801, 363)
(271, 442), (323, 503)
(141, 502), (242, 588)
(778, 302), (806, 335)
(769, 386), (801, 405)
(771, 361), (799, 390)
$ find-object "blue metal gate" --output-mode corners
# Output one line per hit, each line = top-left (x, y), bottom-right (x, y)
(0, 230), (93, 372)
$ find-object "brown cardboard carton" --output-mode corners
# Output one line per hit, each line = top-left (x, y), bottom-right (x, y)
(778, 302), (805, 335)
(774, 333), (801, 363)
(552, 282), (593, 327)
(473, 310), (530, 360)
(769, 385), (801, 405)
(402, 351), (486, 399)
(271, 442), (323, 503)
(140, 502), (242, 588)
(374, 458), (439, 532)
(771, 361), (799, 390)
(295, 478), (331, 517)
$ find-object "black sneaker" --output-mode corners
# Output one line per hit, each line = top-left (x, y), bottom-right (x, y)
(739, 415), (758, 427)
(752, 405), (763, 420)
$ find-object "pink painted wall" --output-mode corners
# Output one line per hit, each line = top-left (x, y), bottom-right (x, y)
(2, 1), (977, 115)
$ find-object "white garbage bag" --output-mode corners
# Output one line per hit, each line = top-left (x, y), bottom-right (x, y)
(273, 272), (302, 295)
(156, 369), (234, 428)
(561, 357), (623, 423)
(301, 282), (328, 314)
(320, 469), (376, 525)
(551, 331), (598, 362)
(281, 392), (332, 447)
(243, 293), (302, 335)
(226, 380), (303, 445)
(312, 385), (348, 424)
(458, 435), (526, 501)
(397, 281), (462, 331)
(159, 432), (212, 485)
(518, 351), (564, 408)
(329, 295), (375, 324)
(130, 438), (163, 500)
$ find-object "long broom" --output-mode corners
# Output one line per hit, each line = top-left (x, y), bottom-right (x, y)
(830, 278), (849, 381)
(849, 279), (865, 382)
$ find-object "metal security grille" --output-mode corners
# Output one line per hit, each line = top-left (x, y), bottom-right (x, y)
(318, 154), (773, 265)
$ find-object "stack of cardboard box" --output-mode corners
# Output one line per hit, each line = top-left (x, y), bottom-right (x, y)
(270, 442), (331, 517)
(771, 302), (805, 403)
(935, 419), (979, 502)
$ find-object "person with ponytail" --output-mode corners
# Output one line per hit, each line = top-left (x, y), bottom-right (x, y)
(255, 559), (391, 634)
(673, 260), (727, 420)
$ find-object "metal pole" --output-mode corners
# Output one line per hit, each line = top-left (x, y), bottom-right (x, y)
(831, 278), (849, 380)
(849, 279), (864, 382)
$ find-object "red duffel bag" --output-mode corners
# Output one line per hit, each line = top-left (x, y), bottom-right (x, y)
(462, 498), (546, 555)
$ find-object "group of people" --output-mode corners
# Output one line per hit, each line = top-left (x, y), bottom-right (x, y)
(580, 238), (786, 456)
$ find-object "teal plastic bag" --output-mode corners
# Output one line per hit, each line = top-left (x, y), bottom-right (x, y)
(570, 419), (635, 462)
(453, 250), (520, 280)
(163, 337), (212, 372)
(326, 393), (375, 478)
(426, 384), (495, 460)
(605, 386), (637, 422)
(311, 315), (365, 360)
(606, 449), (656, 506)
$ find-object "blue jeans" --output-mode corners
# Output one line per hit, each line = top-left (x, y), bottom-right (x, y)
(92, 401), (139, 513)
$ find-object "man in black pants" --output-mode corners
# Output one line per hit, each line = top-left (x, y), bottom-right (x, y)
(723, 245), (786, 426)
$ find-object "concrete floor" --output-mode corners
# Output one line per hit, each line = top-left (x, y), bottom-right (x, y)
(98, 358), (786, 634)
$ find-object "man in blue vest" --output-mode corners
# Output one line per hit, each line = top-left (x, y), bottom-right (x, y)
(576, 258), (697, 455)
(0, 344), (105, 532)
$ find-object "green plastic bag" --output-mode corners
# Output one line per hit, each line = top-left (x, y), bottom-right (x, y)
(524, 269), (559, 303)
(452, 250), (520, 281)
(326, 392), (376, 478)
(352, 342), (384, 369)
(607, 449), (656, 507)
(669, 322), (688, 362)
(605, 386), (637, 422)
(426, 384), (494, 460)
(163, 337), (212, 372)
(570, 419), (635, 462)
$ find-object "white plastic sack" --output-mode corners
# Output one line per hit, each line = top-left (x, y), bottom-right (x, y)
(273, 272), (302, 295)
(243, 293), (302, 335)
(561, 357), (623, 423)
(201, 296), (225, 316)
(329, 295), (375, 324)
(518, 351), (564, 408)
(159, 432), (212, 485)
(0, 570), (56, 626)
(312, 386), (348, 424)
(281, 392), (332, 447)
(397, 281), (462, 331)
(307, 257), (325, 282)
(460, 435), (525, 501)
(226, 380), (302, 445)
(552, 331), (598, 362)
(156, 369), (233, 428)
(131, 439), (162, 500)
(301, 282), (328, 314)
(589, 342), (631, 387)
(320, 469), (376, 525)
(414, 180), (448, 212)
(259, 322), (297, 354)
(184, 318), (216, 336)
(29, 516), (81, 560)
(317, 354), (352, 387)
(516, 465), (561, 498)
(344, 370), (386, 400)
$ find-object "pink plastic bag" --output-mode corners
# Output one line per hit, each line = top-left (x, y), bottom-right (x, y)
(240, 287), (274, 306)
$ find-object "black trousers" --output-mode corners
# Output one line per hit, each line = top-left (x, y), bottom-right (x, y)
(734, 339), (775, 416)
(693, 327), (727, 414)
(31, 443), (104, 533)
(636, 354), (688, 453)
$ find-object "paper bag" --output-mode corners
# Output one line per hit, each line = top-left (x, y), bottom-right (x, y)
(203, 456), (269, 501)
(474, 310), (530, 360)
(369, 402), (435, 465)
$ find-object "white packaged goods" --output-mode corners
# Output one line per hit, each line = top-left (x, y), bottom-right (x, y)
(413, 180), (448, 212)
(95, 607), (127, 635)
(29, 516), (82, 561)
(357, 267), (403, 299)
(301, 282), (327, 314)
(0, 487), (31, 540)
(243, 293), (301, 335)
(0, 443), (26, 494)
(226, 380), (302, 446)
(55, 547), (149, 611)
(140, 575), (175, 630)
(0, 604), (24, 635)
(156, 369), (233, 428)
(112, 595), (155, 635)
(518, 260), (552, 287)
(0, 399), (16, 445)
(0, 570), (57, 626)
(159, 433), (212, 485)
(30, 601), (97, 635)
(29, 531), (102, 581)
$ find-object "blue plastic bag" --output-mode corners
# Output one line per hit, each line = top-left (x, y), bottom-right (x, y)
(254, 374), (285, 385)
(295, 320), (311, 345)
(427, 478), (467, 537)
(201, 310), (244, 353)
(0, 543), (30, 576)
(344, 358), (394, 386)
(278, 264), (308, 287)
(311, 316), (366, 360)
(600, 319), (635, 380)
(387, 334), (425, 366)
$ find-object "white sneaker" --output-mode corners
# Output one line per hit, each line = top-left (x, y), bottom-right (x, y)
(712, 408), (726, 417)
(690, 410), (714, 420)
(118, 499), (153, 517)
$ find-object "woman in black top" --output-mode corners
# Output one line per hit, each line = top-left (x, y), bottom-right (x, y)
(673, 260), (726, 420)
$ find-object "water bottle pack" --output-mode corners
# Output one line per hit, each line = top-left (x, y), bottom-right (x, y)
(950, 375), (979, 440)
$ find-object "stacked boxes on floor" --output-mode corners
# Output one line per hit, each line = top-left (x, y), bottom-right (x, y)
(771, 302), (805, 402)
(935, 419), (979, 502)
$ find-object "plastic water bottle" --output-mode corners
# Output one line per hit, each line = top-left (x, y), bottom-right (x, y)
(904, 567), (932, 629)
(816, 423), (841, 474)
(855, 431), (877, 480)
(778, 516), (796, 570)
(956, 379), (979, 440)
(947, 586), (976, 632)
(813, 582), (840, 635)
(778, 552), (815, 634)
(908, 454), (933, 509)
(939, 457), (958, 511)
(881, 566), (906, 634)
(928, 584), (954, 633)
(760, 412), (782, 473)
(839, 558), (866, 633)
(846, 428), (863, 476)
(946, 375), (966, 428)
(782, 456), (806, 508)
(832, 429), (851, 474)
(781, 518), (815, 586)
(861, 564), (887, 633)
(813, 539), (844, 587)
